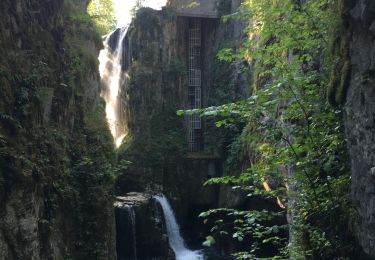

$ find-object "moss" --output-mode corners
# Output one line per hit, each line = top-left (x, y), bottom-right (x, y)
(327, 37), (350, 106)
(217, 0), (232, 16)
(252, 60), (269, 95)
(0, 0), (116, 258)
(116, 10), (187, 176)
(121, 109), (186, 168)
(336, 60), (351, 104)
(327, 3), (351, 107)
(135, 8), (161, 30)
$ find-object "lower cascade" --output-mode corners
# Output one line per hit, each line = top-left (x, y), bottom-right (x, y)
(154, 195), (204, 260)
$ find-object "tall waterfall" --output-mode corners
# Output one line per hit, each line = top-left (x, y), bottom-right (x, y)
(99, 28), (127, 148)
(154, 195), (204, 260)
(125, 205), (137, 260)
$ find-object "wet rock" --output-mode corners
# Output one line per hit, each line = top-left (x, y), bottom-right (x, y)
(114, 193), (174, 260)
(344, 0), (375, 256)
(0, 189), (44, 260)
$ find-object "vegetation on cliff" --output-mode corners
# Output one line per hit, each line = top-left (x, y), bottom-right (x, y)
(0, 0), (366, 259)
(197, 0), (358, 258)
(0, 0), (116, 258)
(87, 0), (116, 35)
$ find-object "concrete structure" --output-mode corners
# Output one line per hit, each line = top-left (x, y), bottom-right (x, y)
(187, 19), (203, 152)
(176, 0), (220, 152)
(176, 0), (220, 18)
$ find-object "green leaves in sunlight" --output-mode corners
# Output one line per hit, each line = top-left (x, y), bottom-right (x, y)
(87, 0), (116, 35)
(203, 236), (216, 247)
(188, 0), (355, 258)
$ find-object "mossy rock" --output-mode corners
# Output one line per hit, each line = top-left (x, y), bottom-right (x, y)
(327, 14), (351, 107)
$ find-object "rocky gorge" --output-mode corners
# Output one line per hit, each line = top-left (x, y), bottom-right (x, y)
(1, 0), (375, 259)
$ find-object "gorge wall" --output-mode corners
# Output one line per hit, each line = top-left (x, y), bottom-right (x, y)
(0, 0), (116, 259)
(113, 0), (375, 258)
(115, 0), (251, 254)
(344, 0), (375, 257)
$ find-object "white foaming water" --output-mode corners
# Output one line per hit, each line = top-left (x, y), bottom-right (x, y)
(154, 195), (204, 260)
(99, 0), (167, 147)
(99, 27), (127, 147)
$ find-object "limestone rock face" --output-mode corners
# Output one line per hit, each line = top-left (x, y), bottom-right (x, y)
(114, 193), (174, 260)
(344, 0), (375, 256)
(0, 0), (116, 259)
(0, 190), (44, 260)
(116, 7), (220, 205)
(116, 2), (250, 252)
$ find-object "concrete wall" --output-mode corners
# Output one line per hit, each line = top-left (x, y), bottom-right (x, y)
(176, 0), (219, 18)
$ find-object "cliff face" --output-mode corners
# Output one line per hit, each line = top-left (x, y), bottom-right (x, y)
(0, 0), (116, 259)
(117, 2), (249, 184)
(115, 1), (250, 254)
(344, 0), (375, 256)
(114, 193), (173, 260)
(115, 9), (214, 246)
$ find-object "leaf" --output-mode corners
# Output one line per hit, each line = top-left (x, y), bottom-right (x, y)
(203, 236), (216, 247)
(176, 110), (184, 116)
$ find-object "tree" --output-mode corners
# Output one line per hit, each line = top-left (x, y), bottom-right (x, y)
(87, 0), (116, 35)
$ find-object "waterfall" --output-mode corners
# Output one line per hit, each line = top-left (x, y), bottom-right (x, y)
(153, 195), (204, 260)
(125, 205), (137, 260)
(99, 27), (127, 148)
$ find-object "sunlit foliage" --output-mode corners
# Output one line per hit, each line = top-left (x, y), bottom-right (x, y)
(87, 0), (116, 35)
(193, 0), (356, 258)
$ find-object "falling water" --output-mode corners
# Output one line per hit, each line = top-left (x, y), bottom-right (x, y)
(125, 205), (137, 260)
(99, 28), (127, 148)
(153, 195), (204, 260)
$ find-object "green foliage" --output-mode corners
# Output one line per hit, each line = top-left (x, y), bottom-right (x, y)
(196, 0), (356, 258)
(168, 0), (200, 10)
(87, 0), (116, 35)
(64, 2), (102, 73)
(119, 51), (187, 168)
(121, 110), (187, 167)
(200, 208), (287, 259)
(203, 235), (216, 247)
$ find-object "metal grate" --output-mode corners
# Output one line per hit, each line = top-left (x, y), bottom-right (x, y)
(188, 69), (201, 86)
(191, 18), (201, 30)
(192, 113), (201, 129)
(187, 18), (202, 152)
(188, 129), (201, 152)
(188, 46), (200, 70)
(188, 86), (195, 96)
(194, 87), (201, 109)
(189, 29), (201, 47)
